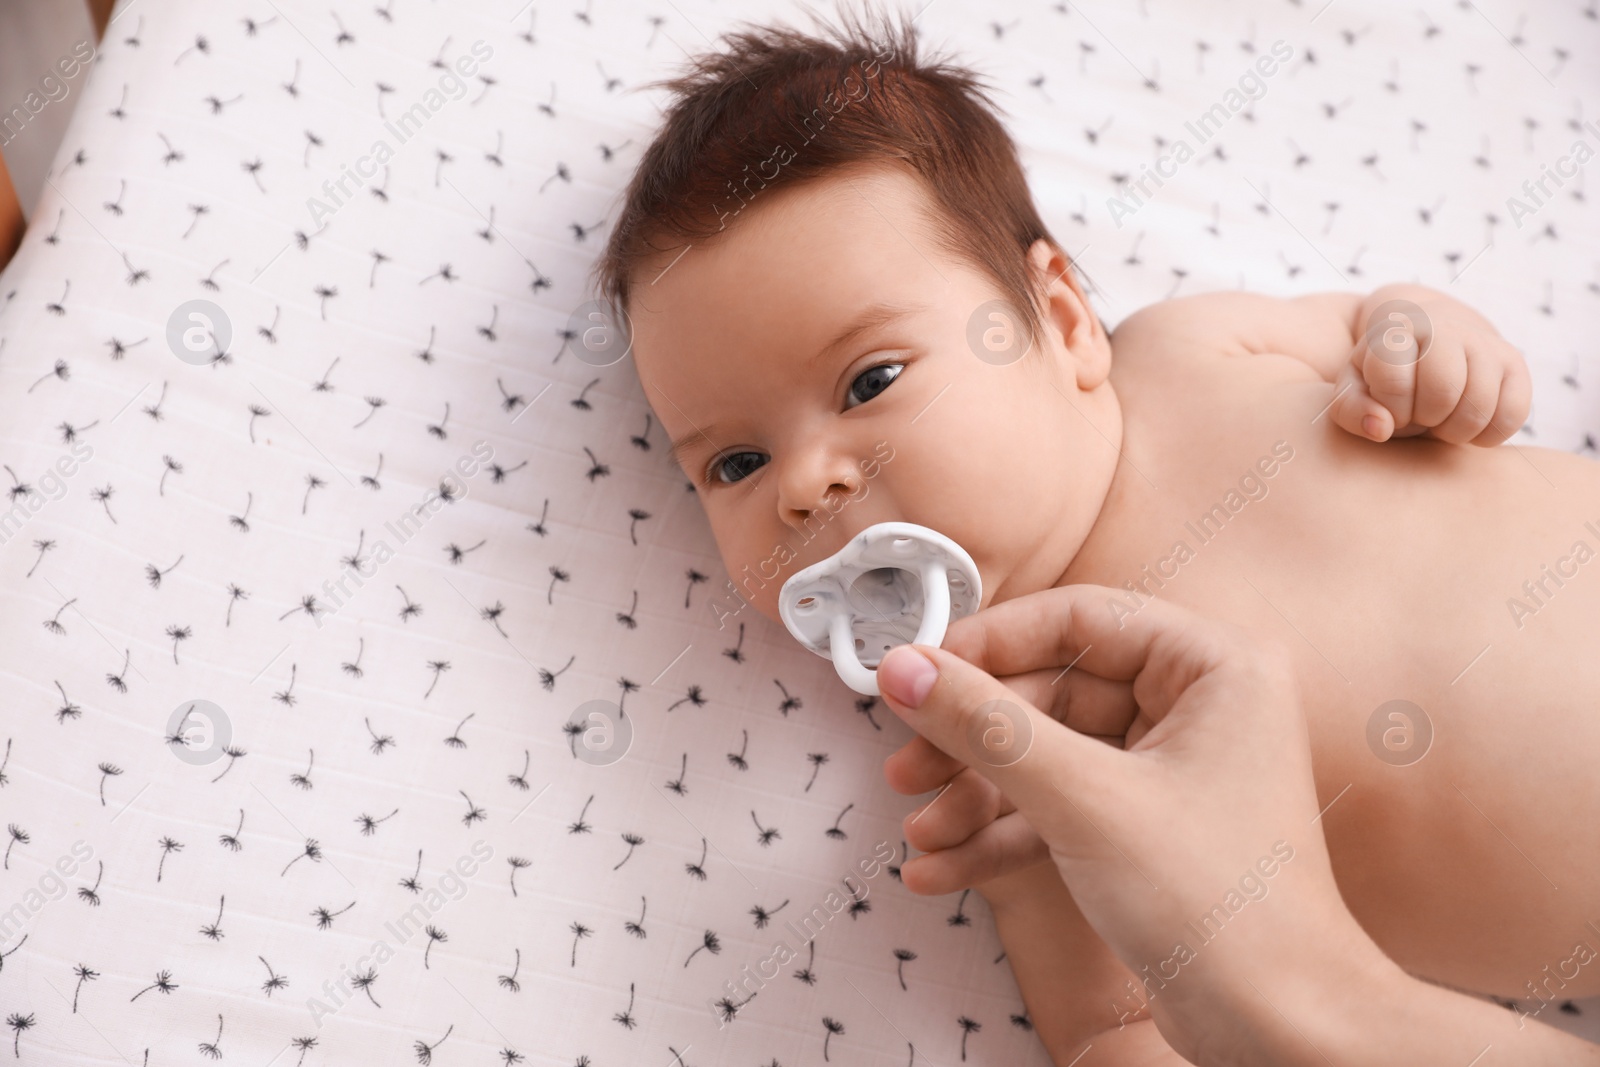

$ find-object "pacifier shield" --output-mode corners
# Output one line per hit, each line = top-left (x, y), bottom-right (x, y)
(778, 522), (982, 696)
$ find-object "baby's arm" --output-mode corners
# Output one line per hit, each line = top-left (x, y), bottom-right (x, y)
(1111, 284), (1530, 446)
(979, 862), (1191, 1065)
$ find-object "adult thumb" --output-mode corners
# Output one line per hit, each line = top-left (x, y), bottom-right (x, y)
(876, 643), (1113, 838)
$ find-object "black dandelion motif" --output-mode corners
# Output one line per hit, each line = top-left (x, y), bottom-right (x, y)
(893, 948), (917, 991)
(200, 895), (226, 940)
(957, 1015), (982, 1061)
(444, 713), (474, 748)
(219, 809), (245, 851)
(366, 717), (395, 755)
(312, 900), (355, 930)
(569, 922), (592, 967)
(613, 833), (643, 870)
(96, 762), (123, 805)
(290, 749), (314, 789)
(130, 970), (177, 1001)
(77, 861), (104, 905)
(750, 898), (788, 929)
(538, 654), (575, 691)
(71, 964), (99, 1012)
(624, 896), (648, 938)
(413, 1024), (452, 1065)
(198, 1013), (224, 1059)
(352, 968), (381, 1007)
(459, 790), (486, 826)
(281, 838), (322, 876)
(4, 825), (30, 870)
(752, 811), (780, 847)
(567, 794), (593, 834)
(355, 803), (399, 834)
(498, 948), (522, 991)
(507, 856), (531, 897)
(684, 835), (707, 881)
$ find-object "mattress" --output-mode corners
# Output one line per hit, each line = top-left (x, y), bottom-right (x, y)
(0, 0), (1594, 1063)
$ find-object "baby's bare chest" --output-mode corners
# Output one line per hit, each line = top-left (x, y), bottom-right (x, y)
(1085, 361), (1600, 992)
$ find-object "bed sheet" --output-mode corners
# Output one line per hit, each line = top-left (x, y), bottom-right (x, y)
(0, 0), (1595, 1064)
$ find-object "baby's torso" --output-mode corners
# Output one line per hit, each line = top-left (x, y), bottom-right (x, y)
(1068, 328), (1600, 999)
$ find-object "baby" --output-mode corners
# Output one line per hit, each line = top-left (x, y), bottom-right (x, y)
(594, 11), (1600, 1063)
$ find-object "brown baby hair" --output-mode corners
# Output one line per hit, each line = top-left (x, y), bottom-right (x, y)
(592, 3), (1068, 345)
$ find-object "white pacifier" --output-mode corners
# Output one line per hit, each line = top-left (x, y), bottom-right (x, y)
(778, 521), (983, 696)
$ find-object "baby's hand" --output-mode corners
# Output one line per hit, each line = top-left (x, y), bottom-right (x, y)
(1330, 286), (1531, 446)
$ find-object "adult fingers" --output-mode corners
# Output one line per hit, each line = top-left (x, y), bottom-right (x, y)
(901, 767), (1012, 853)
(875, 641), (1121, 845)
(938, 583), (1227, 694)
(899, 811), (1051, 896)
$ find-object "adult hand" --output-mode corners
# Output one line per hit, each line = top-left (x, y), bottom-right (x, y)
(876, 586), (1600, 1066)
(876, 587), (1370, 1063)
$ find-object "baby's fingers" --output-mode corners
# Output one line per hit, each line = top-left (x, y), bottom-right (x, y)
(1359, 326), (1421, 432)
(1432, 338), (1531, 446)
(1329, 358), (1394, 442)
(900, 811), (1050, 896)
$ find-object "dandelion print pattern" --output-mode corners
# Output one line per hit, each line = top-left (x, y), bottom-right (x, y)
(1, 2), (1596, 1065)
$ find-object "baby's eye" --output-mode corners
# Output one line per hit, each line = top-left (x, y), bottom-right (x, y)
(711, 451), (768, 485)
(845, 362), (904, 409)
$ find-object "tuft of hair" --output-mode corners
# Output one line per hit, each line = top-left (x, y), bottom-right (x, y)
(592, 3), (1063, 342)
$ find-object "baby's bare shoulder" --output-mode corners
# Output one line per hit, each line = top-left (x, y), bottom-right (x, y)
(1108, 289), (1364, 386)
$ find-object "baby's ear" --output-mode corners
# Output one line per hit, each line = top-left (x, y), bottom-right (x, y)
(1026, 239), (1111, 390)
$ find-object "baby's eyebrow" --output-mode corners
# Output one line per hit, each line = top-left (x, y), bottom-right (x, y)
(669, 425), (721, 468)
(807, 300), (928, 371)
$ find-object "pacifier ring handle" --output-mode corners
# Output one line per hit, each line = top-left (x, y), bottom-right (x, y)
(777, 521), (983, 698)
(820, 559), (956, 696)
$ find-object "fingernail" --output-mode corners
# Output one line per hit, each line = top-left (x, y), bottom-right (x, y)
(1362, 414), (1383, 440)
(880, 646), (937, 708)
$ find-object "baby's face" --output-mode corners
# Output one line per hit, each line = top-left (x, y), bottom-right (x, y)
(629, 163), (1120, 630)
